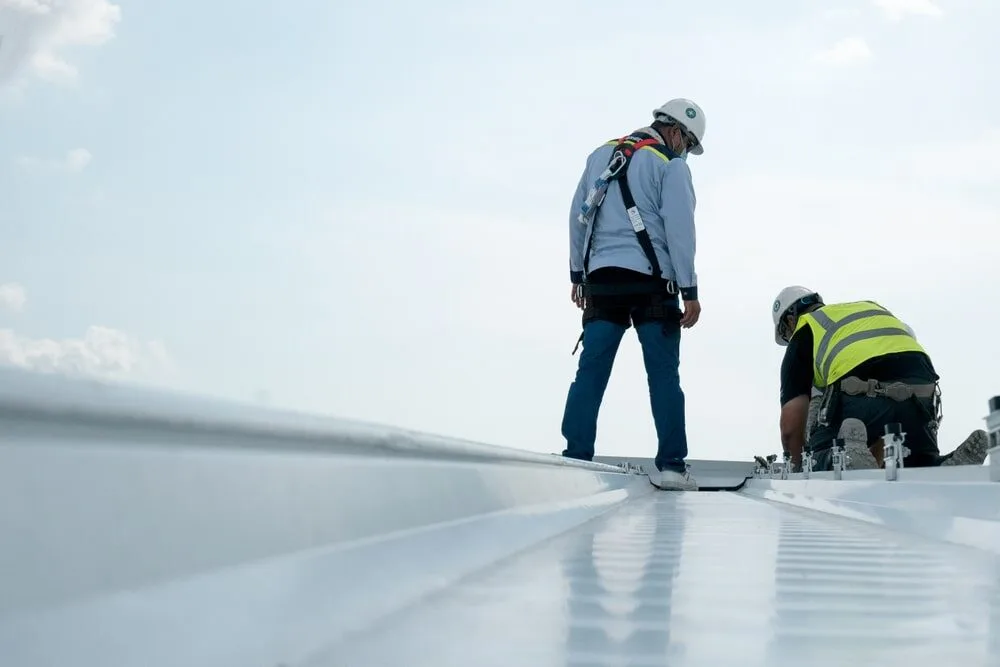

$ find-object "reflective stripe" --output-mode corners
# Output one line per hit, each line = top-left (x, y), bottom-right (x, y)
(603, 140), (671, 163)
(820, 326), (912, 380)
(810, 307), (891, 377)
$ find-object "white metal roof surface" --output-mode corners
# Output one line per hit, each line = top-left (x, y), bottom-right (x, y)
(1, 367), (999, 666)
(321, 489), (1000, 667)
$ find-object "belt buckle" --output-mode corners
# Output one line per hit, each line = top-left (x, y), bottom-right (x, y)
(866, 379), (884, 397)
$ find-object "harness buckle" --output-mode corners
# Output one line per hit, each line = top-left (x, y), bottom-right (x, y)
(605, 151), (628, 178)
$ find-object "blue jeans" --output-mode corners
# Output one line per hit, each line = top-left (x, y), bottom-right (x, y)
(561, 318), (688, 473)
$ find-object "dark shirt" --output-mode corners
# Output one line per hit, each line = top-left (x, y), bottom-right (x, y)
(779, 324), (939, 406)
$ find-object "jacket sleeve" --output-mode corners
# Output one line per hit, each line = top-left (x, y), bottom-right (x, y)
(568, 166), (589, 284)
(658, 159), (698, 301)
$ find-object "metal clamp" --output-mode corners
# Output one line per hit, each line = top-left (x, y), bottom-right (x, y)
(883, 422), (909, 481)
(986, 396), (1000, 482)
(615, 461), (644, 475)
(764, 454), (778, 479)
(802, 451), (814, 478)
(866, 378), (885, 397)
(831, 438), (846, 480)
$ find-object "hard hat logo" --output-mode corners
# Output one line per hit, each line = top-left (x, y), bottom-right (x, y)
(772, 299), (781, 313)
(686, 107), (696, 119)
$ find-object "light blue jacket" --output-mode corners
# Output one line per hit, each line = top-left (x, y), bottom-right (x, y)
(568, 130), (698, 301)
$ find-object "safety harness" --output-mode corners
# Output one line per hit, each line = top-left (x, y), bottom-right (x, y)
(577, 129), (679, 299)
(571, 129), (680, 354)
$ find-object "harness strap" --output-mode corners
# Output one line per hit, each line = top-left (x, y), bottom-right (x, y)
(581, 133), (667, 282)
(571, 294), (680, 356)
(838, 376), (937, 401)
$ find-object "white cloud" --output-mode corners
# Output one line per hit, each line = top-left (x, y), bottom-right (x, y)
(17, 147), (92, 172)
(814, 37), (872, 65)
(0, 325), (173, 380)
(0, 282), (26, 312)
(0, 0), (122, 87)
(0, 283), (174, 382)
(873, 0), (944, 21)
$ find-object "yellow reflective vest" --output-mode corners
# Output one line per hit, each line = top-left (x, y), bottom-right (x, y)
(792, 300), (926, 389)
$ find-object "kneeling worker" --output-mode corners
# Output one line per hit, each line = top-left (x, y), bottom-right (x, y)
(772, 286), (964, 472)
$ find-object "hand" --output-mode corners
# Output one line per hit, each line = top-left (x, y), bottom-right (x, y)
(679, 299), (701, 328)
(571, 284), (586, 310)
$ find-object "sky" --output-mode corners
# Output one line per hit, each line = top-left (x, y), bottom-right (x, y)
(0, 0), (997, 463)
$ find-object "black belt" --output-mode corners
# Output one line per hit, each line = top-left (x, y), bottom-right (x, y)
(838, 376), (937, 400)
(582, 279), (678, 297)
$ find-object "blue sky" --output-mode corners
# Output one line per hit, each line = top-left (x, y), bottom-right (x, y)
(0, 0), (997, 461)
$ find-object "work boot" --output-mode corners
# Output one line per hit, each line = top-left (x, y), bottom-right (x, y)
(649, 467), (698, 491)
(838, 418), (879, 469)
(939, 429), (990, 466)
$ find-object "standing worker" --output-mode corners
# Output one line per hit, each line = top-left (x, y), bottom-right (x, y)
(560, 98), (706, 492)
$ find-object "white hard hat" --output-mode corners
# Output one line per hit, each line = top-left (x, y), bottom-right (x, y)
(772, 285), (823, 346)
(651, 98), (706, 155)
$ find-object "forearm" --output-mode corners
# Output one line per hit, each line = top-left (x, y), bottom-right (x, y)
(660, 166), (697, 299)
(780, 395), (810, 470)
(781, 428), (805, 470)
(568, 175), (588, 282)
